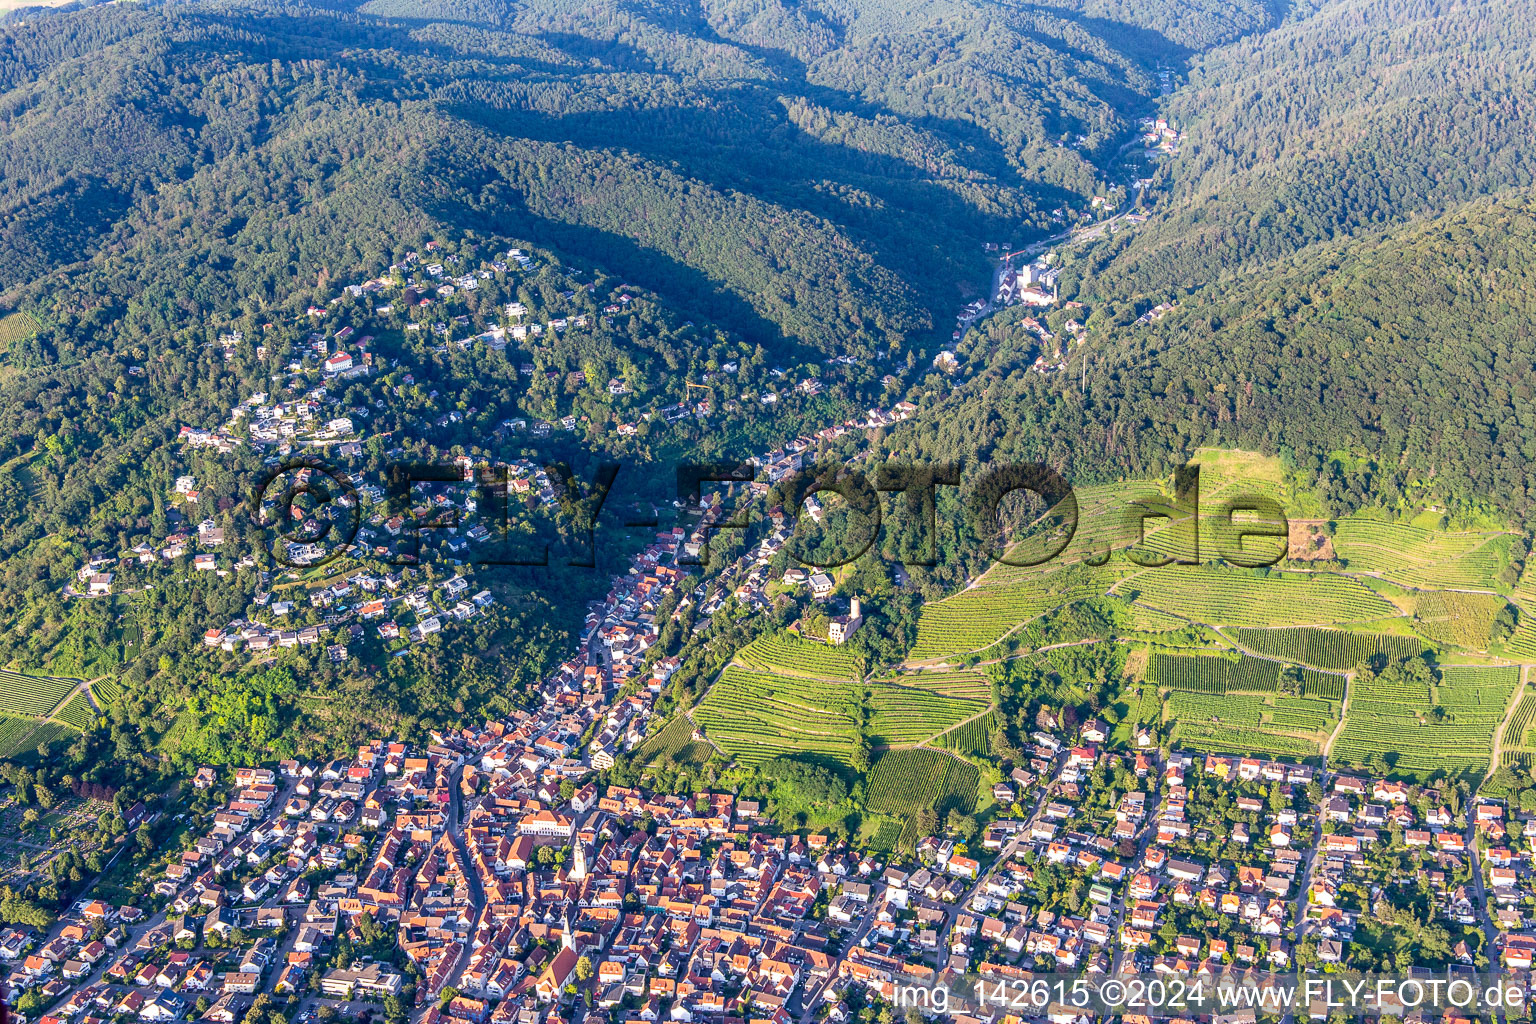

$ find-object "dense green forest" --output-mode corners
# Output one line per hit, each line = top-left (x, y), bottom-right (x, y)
(1089, 0), (1536, 293)
(0, 0), (1222, 357)
(892, 192), (1536, 519)
(3, 0), (1536, 767)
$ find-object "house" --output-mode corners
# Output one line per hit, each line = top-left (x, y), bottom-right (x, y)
(947, 855), (979, 880)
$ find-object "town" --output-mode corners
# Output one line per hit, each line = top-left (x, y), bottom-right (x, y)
(8, 693), (1532, 1024)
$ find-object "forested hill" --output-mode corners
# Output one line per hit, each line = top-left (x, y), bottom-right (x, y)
(889, 191), (1536, 518)
(0, 0), (1262, 367)
(1091, 0), (1536, 295)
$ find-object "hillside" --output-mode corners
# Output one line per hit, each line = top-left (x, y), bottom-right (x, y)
(1091, 0), (1536, 293)
(888, 191), (1536, 519)
(0, 0), (1266, 363)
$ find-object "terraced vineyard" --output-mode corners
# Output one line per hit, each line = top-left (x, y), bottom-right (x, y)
(1234, 627), (1428, 671)
(633, 716), (711, 767)
(864, 687), (990, 747)
(1332, 518), (1520, 591)
(1166, 691), (1339, 731)
(909, 586), (1087, 662)
(1301, 674), (1347, 700)
(1505, 693), (1536, 757)
(693, 668), (986, 768)
(1505, 558), (1536, 661)
(1166, 690), (1266, 726)
(935, 716), (992, 758)
(54, 692), (97, 731)
(735, 632), (864, 679)
(1436, 666), (1521, 717)
(1129, 603), (1192, 633)
(1413, 591), (1510, 649)
(908, 561), (1133, 662)
(1172, 724), (1322, 759)
(24, 721), (73, 754)
(0, 669), (75, 718)
(91, 678), (123, 705)
(0, 714), (40, 758)
(1163, 682), (1339, 760)
(1331, 664), (1517, 781)
(887, 670), (992, 700)
(1149, 651), (1342, 696)
(1123, 567), (1396, 627)
(865, 748), (979, 815)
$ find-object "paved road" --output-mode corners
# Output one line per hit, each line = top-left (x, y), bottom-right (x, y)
(438, 762), (484, 995)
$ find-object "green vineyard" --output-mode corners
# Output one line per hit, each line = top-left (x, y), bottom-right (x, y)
(0, 714), (41, 758)
(1173, 724), (1321, 759)
(1330, 664), (1517, 782)
(0, 669), (76, 718)
(935, 716), (993, 758)
(54, 692), (97, 731)
(633, 716), (712, 768)
(1149, 651), (1343, 696)
(1125, 566), (1396, 627)
(734, 632), (865, 680)
(1332, 518), (1520, 592)
(1413, 591), (1510, 649)
(91, 678), (124, 705)
(887, 670), (993, 700)
(864, 748), (980, 816)
(908, 562), (1133, 662)
(1166, 691), (1339, 733)
(908, 587), (1080, 662)
(1506, 694), (1536, 753)
(693, 667), (986, 768)
(1234, 627), (1428, 672)
(1164, 677), (1339, 760)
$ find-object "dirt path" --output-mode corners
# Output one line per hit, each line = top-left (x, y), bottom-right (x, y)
(1487, 665), (1529, 780)
(39, 678), (88, 720)
(1321, 672), (1353, 759)
(912, 706), (994, 749)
